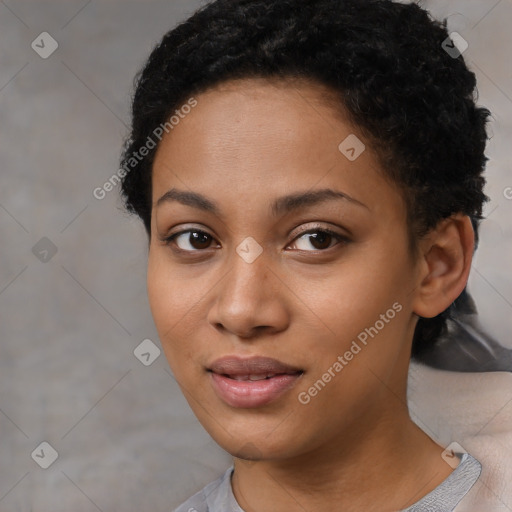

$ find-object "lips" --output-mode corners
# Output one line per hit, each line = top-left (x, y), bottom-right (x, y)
(226, 373), (287, 381)
(208, 356), (304, 408)
(209, 356), (302, 377)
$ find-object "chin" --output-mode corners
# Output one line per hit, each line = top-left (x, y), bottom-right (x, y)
(207, 419), (308, 462)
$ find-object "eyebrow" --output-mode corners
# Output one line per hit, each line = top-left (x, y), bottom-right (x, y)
(155, 187), (368, 216)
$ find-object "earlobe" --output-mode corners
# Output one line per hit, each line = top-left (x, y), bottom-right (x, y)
(412, 215), (474, 319)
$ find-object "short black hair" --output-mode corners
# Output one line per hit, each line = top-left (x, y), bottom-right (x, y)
(120, 0), (492, 361)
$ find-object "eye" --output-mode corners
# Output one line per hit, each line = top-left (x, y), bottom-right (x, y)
(289, 228), (347, 251)
(164, 229), (218, 252)
(162, 227), (348, 254)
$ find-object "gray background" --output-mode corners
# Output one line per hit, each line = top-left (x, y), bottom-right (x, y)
(0, 1), (511, 510)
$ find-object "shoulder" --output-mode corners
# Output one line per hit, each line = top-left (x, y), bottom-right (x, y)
(173, 466), (234, 512)
(408, 364), (512, 511)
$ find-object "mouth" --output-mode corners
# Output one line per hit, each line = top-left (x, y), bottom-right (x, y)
(207, 356), (304, 408)
(216, 372), (301, 381)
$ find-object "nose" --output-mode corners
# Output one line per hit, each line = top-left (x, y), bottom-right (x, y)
(207, 246), (290, 339)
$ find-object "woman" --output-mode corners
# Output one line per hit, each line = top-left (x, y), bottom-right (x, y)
(119, 0), (500, 510)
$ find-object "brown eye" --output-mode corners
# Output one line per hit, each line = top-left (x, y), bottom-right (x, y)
(306, 232), (332, 250)
(165, 230), (216, 251)
(291, 229), (347, 251)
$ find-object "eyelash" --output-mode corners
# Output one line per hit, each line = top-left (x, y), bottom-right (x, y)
(162, 227), (349, 254)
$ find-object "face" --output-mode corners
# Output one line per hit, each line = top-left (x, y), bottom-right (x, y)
(147, 77), (422, 462)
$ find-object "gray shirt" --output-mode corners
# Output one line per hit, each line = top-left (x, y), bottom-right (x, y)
(174, 452), (481, 512)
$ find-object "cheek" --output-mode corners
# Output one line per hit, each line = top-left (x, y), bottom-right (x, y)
(304, 245), (410, 332)
(146, 252), (201, 368)
(293, 243), (413, 378)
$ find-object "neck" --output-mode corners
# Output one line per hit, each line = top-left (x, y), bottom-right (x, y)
(231, 405), (453, 512)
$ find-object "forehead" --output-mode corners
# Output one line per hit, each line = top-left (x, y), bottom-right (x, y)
(156, 78), (346, 167)
(151, 77), (404, 222)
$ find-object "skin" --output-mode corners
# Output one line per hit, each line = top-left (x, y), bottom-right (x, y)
(147, 77), (475, 511)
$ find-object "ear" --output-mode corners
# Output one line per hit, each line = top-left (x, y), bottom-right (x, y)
(412, 214), (475, 319)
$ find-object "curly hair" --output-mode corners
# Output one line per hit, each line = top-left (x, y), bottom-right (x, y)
(119, 0), (492, 362)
